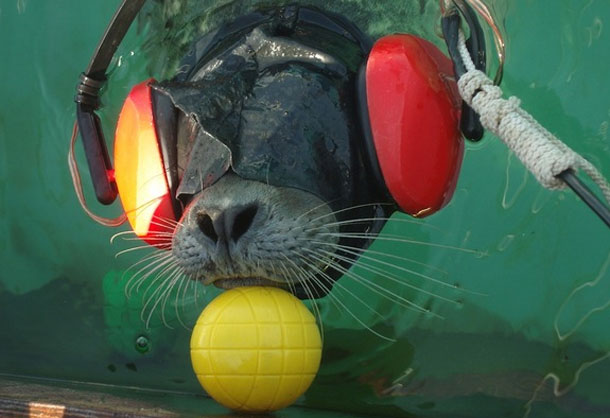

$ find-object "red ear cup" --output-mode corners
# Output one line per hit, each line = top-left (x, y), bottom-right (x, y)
(114, 79), (177, 247)
(364, 34), (464, 217)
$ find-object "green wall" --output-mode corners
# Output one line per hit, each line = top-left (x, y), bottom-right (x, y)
(1, 1), (609, 417)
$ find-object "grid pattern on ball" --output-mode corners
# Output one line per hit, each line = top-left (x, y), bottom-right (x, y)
(193, 287), (320, 410)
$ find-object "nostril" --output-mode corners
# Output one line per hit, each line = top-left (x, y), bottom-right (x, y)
(230, 204), (258, 242)
(196, 213), (218, 243)
(196, 205), (258, 245)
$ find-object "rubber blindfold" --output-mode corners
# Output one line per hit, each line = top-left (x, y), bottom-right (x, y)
(151, 12), (372, 210)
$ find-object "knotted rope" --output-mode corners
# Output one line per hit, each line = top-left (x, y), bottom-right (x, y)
(456, 31), (610, 203)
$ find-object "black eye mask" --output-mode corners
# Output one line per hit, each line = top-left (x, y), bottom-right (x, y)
(151, 10), (376, 213)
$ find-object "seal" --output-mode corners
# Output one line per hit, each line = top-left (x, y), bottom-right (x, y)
(73, 2), (464, 322)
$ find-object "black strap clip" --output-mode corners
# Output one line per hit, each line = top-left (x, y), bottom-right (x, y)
(441, 2), (487, 142)
(75, 72), (105, 109)
(74, 72), (117, 205)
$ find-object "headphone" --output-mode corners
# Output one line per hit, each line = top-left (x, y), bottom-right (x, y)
(73, 1), (475, 247)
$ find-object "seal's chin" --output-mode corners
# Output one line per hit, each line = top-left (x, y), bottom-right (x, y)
(212, 277), (291, 290)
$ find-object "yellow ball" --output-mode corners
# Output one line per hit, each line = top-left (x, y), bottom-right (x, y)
(190, 287), (322, 413)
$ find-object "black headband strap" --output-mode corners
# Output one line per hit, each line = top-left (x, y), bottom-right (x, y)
(85, 0), (147, 81)
(76, 0), (146, 108)
(74, 0), (146, 205)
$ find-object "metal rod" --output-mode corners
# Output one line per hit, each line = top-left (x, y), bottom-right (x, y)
(557, 169), (610, 229)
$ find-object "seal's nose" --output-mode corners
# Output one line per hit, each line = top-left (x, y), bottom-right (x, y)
(197, 204), (258, 245)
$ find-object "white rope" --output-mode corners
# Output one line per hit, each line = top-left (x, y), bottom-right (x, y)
(456, 31), (610, 203)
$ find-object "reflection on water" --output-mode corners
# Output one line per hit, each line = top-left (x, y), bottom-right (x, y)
(0, 1), (609, 417)
(502, 152), (529, 210)
(555, 254), (610, 343)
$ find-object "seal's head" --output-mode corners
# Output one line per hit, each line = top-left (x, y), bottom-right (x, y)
(155, 7), (386, 299)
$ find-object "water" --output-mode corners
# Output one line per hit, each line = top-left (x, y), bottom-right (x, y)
(1, 1), (609, 417)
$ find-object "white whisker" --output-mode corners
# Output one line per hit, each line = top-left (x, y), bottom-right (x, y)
(314, 247), (453, 311)
(116, 235), (174, 242)
(160, 267), (186, 328)
(124, 252), (174, 297)
(110, 230), (139, 244)
(295, 197), (342, 222)
(142, 264), (183, 328)
(110, 229), (174, 244)
(149, 216), (183, 229)
(174, 274), (191, 330)
(293, 252), (396, 342)
(141, 260), (180, 298)
(304, 216), (436, 232)
(307, 239), (450, 279)
(290, 253), (353, 316)
(277, 260), (297, 295)
(182, 269), (200, 312)
(281, 254), (325, 340)
(132, 257), (176, 297)
(304, 202), (393, 226)
(115, 243), (171, 258)
(318, 232), (484, 255)
(304, 248), (440, 317)
(308, 240), (466, 293)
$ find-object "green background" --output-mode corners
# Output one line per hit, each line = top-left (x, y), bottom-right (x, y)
(1, 1), (609, 417)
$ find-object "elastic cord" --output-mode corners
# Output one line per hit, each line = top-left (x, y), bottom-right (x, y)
(68, 122), (126, 227)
